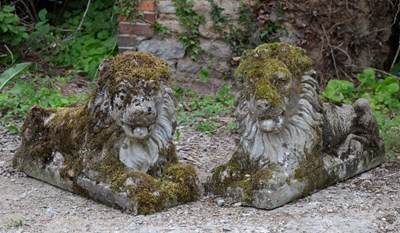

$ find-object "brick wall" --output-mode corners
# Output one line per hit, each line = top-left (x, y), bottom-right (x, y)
(118, 1), (157, 50)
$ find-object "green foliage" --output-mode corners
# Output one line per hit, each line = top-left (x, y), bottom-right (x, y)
(173, 85), (196, 101)
(0, 5), (29, 47)
(198, 68), (211, 83)
(172, 0), (205, 60)
(321, 79), (354, 103)
(0, 62), (31, 90)
(50, 1), (117, 80)
(152, 22), (170, 35)
(0, 75), (88, 133)
(208, 0), (283, 56)
(0, 5), (54, 64)
(25, 9), (54, 52)
(0, 1), (117, 79)
(174, 84), (235, 135)
(114, 0), (144, 22)
(196, 121), (219, 135)
(322, 68), (400, 157)
(391, 63), (400, 77)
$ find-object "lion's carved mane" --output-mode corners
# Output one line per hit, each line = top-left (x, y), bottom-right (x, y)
(235, 75), (323, 170)
(86, 52), (177, 172)
(88, 83), (176, 172)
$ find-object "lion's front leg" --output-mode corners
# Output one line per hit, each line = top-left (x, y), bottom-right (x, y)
(337, 134), (371, 160)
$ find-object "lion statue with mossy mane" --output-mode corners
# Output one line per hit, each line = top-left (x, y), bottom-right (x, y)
(208, 43), (384, 209)
(14, 51), (200, 215)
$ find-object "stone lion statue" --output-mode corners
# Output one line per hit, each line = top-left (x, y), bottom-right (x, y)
(88, 52), (177, 172)
(208, 43), (384, 209)
(14, 52), (199, 215)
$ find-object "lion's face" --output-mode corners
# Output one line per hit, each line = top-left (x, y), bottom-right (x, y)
(87, 51), (176, 171)
(237, 69), (301, 134)
(233, 43), (322, 167)
(110, 80), (162, 140)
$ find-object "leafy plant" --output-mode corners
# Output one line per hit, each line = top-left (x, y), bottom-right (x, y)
(226, 121), (237, 132)
(50, 0), (117, 80)
(173, 85), (196, 101)
(321, 79), (354, 103)
(25, 9), (54, 52)
(175, 84), (235, 135)
(198, 68), (211, 83)
(0, 62), (31, 90)
(172, 0), (205, 60)
(152, 22), (170, 35)
(382, 116), (400, 159)
(0, 75), (88, 133)
(0, 5), (54, 64)
(114, 0), (144, 22)
(208, 0), (284, 56)
(0, 5), (29, 47)
(196, 121), (219, 135)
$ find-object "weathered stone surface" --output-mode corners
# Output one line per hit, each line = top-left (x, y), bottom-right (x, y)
(166, 60), (177, 73)
(157, 0), (175, 14)
(218, 0), (242, 17)
(205, 59), (230, 73)
(138, 38), (185, 60)
(199, 21), (219, 39)
(13, 52), (200, 215)
(207, 43), (384, 209)
(158, 19), (184, 34)
(193, 0), (211, 13)
(200, 39), (231, 59)
(177, 58), (202, 74)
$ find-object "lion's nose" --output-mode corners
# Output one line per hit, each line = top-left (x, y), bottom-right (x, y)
(256, 99), (270, 112)
(135, 106), (156, 120)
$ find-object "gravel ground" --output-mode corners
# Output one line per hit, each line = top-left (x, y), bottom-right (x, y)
(1, 125), (400, 233)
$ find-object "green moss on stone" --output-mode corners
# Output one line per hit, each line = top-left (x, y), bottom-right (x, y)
(230, 180), (253, 203)
(235, 42), (313, 106)
(99, 51), (171, 96)
(210, 154), (244, 194)
(148, 144), (179, 177)
(251, 168), (274, 190)
(164, 164), (200, 202)
(209, 149), (279, 204)
(93, 153), (200, 215)
(124, 172), (164, 214)
(292, 140), (332, 197)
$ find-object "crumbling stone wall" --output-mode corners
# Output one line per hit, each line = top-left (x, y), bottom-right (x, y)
(118, 0), (244, 86)
(117, 0), (398, 87)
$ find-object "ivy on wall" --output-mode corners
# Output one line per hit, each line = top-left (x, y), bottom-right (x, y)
(114, 0), (144, 22)
(116, 0), (284, 61)
(171, 0), (205, 60)
(208, 0), (283, 56)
